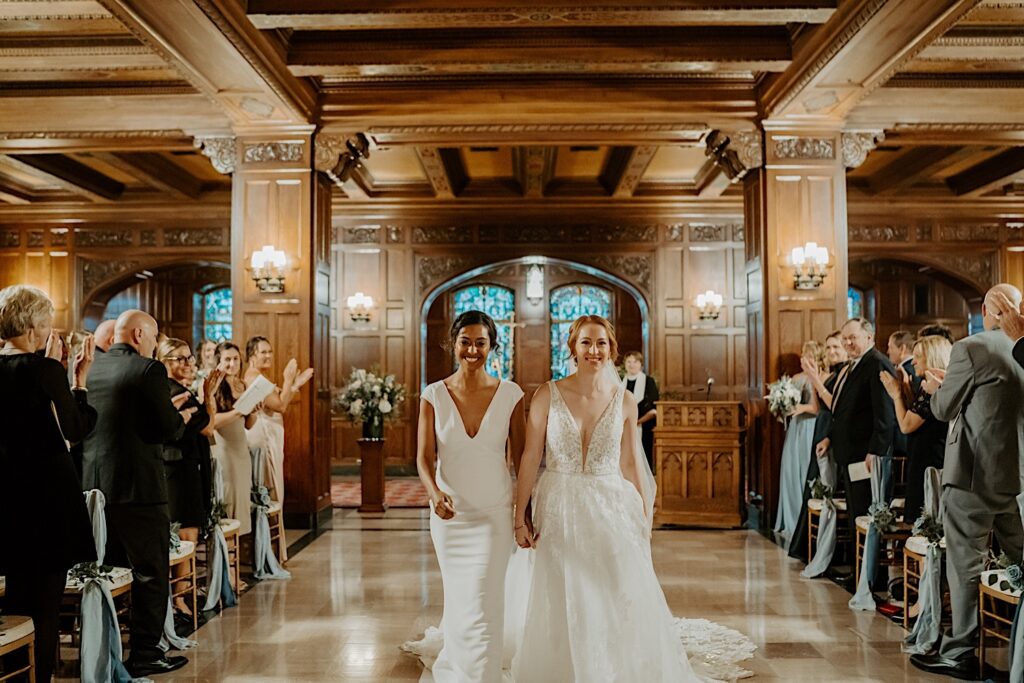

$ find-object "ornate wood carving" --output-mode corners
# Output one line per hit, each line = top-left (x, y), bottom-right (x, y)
(591, 225), (657, 242)
(665, 223), (743, 242)
(732, 130), (763, 171)
(242, 141), (304, 163)
(74, 229), (133, 248)
(945, 252), (994, 288)
(600, 145), (656, 198)
(772, 136), (835, 160)
(917, 225), (933, 241)
(342, 226), (381, 244)
(732, 224), (745, 242)
(412, 226), (472, 244)
(841, 130), (884, 168)
(193, 136), (236, 174)
(938, 224), (1000, 241)
(502, 225), (572, 242)
(139, 230), (157, 246)
(27, 231), (44, 248)
(513, 146), (556, 198)
(385, 225), (405, 243)
(416, 255), (478, 293)
(50, 229), (68, 247)
(849, 225), (910, 242)
(364, 123), (709, 146)
(314, 133), (348, 172)
(81, 259), (141, 294)
(585, 253), (652, 292)
(1, 231), (20, 248)
(163, 228), (223, 247)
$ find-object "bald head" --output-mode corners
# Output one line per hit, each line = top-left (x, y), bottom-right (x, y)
(983, 283), (1023, 331)
(114, 309), (159, 358)
(93, 319), (116, 351)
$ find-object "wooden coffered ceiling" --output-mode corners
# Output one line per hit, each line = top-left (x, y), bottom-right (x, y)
(0, 0), (1023, 212)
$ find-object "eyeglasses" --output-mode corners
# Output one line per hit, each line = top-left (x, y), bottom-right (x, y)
(166, 355), (195, 364)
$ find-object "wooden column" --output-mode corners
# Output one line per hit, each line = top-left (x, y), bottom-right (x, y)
(228, 131), (333, 532)
(743, 125), (851, 529)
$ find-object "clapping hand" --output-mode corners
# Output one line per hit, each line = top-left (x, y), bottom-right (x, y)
(284, 358), (314, 391)
(991, 291), (1024, 340)
(922, 369), (945, 395)
(878, 370), (900, 400)
(45, 330), (65, 363)
(431, 490), (455, 520)
(800, 355), (820, 380)
(72, 335), (95, 388)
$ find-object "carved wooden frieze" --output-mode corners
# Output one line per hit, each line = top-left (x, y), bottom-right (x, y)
(314, 133), (347, 172)
(478, 225), (500, 243)
(82, 259), (140, 294)
(662, 405), (683, 427)
(139, 231), (157, 247)
(591, 225), (657, 242)
(416, 255), (479, 293)
(412, 226), (472, 244)
(732, 130), (763, 170)
(937, 224), (1000, 242)
(586, 253), (652, 293)
(242, 141), (304, 164)
(665, 223), (742, 242)
(386, 225), (405, 244)
(916, 225), (933, 241)
(27, 231), (44, 248)
(0, 231), (19, 248)
(50, 229), (68, 247)
(163, 228), (223, 247)
(193, 136), (236, 174)
(772, 137), (835, 160)
(502, 225), (573, 242)
(848, 225), (909, 242)
(74, 229), (133, 248)
(732, 224), (745, 242)
(712, 406), (738, 427)
(945, 253), (994, 288)
(343, 226), (382, 244)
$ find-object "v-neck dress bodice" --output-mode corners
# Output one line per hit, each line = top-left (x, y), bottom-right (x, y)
(546, 381), (624, 476)
(423, 378), (524, 515)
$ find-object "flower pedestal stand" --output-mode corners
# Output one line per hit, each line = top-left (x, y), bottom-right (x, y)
(357, 437), (387, 514)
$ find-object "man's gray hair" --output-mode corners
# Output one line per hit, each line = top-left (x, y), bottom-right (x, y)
(0, 285), (54, 339)
(843, 316), (874, 336)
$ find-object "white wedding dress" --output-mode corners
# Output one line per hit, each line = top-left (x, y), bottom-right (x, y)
(405, 378), (755, 682)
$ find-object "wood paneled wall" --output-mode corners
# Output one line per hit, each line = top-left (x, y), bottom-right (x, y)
(330, 215), (747, 467)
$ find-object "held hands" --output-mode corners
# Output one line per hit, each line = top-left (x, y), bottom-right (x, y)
(815, 437), (830, 458)
(515, 501), (538, 548)
(431, 490), (455, 520)
(991, 291), (1024, 340)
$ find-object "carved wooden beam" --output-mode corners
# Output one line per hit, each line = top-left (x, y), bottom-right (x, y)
(0, 178), (32, 205)
(0, 94), (227, 134)
(249, 1), (837, 30)
(761, 0), (980, 120)
(513, 146), (556, 198)
(0, 131), (195, 154)
(93, 152), (204, 199)
(354, 123), (709, 147)
(416, 147), (467, 199)
(598, 146), (656, 198)
(946, 147), (1024, 197)
(5, 154), (124, 201)
(849, 88), (1024, 128)
(864, 146), (975, 195)
(884, 124), (1024, 146)
(695, 162), (732, 199)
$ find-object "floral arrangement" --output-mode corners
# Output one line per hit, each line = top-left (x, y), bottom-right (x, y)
(991, 552), (1024, 593)
(202, 499), (227, 540)
(69, 561), (114, 584)
(764, 375), (802, 422)
(809, 477), (833, 501)
(169, 522), (182, 553)
(868, 501), (898, 533)
(334, 366), (406, 438)
(911, 513), (943, 545)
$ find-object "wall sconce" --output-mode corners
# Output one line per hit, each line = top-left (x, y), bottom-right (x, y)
(526, 263), (544, 304)
(790, 242), (831, 290)
(695, 290), (723, 320)
(250, 245), (287, 293)
(346, 292), (374, 323)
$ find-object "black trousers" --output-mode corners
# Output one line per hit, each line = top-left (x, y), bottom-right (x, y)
(104, 503), (170, 663)
(5, 570), (67, 683)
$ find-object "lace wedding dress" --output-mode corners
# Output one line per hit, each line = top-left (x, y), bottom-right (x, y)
(405, 379), (756, 682)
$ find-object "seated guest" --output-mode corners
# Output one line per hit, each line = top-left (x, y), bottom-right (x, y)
(157, 338), (216, 611)
(83, 310), (191, 677)
(0, 285), (97, 683)
(917, 323), (955, 345)
(879, 335), (951, 522)
(621, 350), (659, 469)
(210, 342), (257, 542)
(243, 336), (313, 504)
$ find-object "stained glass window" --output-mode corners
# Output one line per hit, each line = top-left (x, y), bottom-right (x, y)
(550, 284), (612, 379)
(847, 286), (864, 320)
(452, 284), (515, 380)
(202, 287), (232, 343)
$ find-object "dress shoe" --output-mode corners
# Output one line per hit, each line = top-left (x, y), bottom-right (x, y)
(127, 655), (188, 677)
(909, 653), (979, 680)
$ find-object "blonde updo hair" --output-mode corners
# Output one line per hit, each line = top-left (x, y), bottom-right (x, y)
(801, 340), (827, 375)
(157, 337), (190, 364)
(566, 315), (619, 363)
(914, 335), (952, 373)
(0, 285), (54, 339)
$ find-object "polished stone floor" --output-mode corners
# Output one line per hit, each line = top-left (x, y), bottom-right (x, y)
(57, 508), (986, 682)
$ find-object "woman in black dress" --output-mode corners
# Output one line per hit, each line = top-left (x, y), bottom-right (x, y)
(880, 334), (951, 522)
(0, 285), (97, 683)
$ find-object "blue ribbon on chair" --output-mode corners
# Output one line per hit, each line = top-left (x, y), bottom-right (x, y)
(850, 456), (892, 610)
(251, 447), (291, 581)
(903, 468), (944, 654)
(202, 525), (237, 612)
(802, 454), (838, 579)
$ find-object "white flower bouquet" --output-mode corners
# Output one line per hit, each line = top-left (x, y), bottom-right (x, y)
(334, 367), (406, 439)
(764, 375), (802, 423)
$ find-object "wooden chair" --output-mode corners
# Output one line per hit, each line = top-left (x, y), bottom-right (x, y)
(0, 615), (35, 683)
(807, 497), (848, 560)
(267, 501), (287, 564)
(220, 519), (241, 591)
(60, 567), (133, 648)
(901, 535), (949, 629)
(979, 569), (1021, 672)
(169, 540), (198, 632)
(854, 515), (912, 586)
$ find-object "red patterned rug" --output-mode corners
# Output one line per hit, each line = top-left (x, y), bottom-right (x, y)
(331, 478), (429, 508)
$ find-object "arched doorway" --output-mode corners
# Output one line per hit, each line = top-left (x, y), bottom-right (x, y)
(848, 256), (983, 342)
(420, 257), (650, 398)
(82, 260), (230, 346)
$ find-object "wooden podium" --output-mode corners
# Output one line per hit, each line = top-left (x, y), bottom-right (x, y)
(652, 400), (745, 528)
(357, 439), (387, 514)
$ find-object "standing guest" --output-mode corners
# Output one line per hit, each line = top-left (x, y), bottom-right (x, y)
(243, 336), (313, 504)
(911, 284), (1024, 679)
(0, 286), (97, 683)
(157, 339), (215, 578)
(192, 339), (218, 395)
(816, 318), (897, 573)
(621, 350), (659, 470)
(990, 289), (1024, 369)
(406, 310), (526, 681)
(887, 330), (920, 395)
(789, 331), (849, 560)
(917, 323), (956, 345)
(82, 310), (192, 677)
(773, 341), (822, 539)
(879, 335), (951, 521)
(93, 318), (115, 353)
(211, 341), (257, 540)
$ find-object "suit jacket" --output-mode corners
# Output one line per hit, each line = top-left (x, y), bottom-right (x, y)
(1014, 337), (1024, 371)
(83, 343), (185, 505)
(828, 347), (897, 466)
(931, 329), (1024, 496)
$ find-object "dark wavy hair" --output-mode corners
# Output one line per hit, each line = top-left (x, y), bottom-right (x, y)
(214, 341), (241, 412)
(245, 335), (270, 362)
(446, 310), (500, 353)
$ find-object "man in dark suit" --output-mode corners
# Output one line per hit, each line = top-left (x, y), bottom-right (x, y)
(911, 284), (1024, 679)
(83, 310), (192, 676)
(816, 318), (897, 576)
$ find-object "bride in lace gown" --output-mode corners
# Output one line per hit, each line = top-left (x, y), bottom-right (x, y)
(511, 315), (755, 682)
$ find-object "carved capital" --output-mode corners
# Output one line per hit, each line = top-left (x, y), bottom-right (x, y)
(193, 136), (236, 174)
(841, 130), (885, 169)
(319, 133), (370, 184)
(733, 130), (763, 170)
(314, 133), (348, 172)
